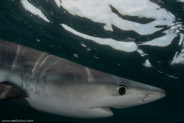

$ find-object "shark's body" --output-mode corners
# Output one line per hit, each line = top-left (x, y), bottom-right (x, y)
(0, 39), (165, 118)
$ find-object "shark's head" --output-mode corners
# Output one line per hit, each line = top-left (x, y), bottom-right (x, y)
(76, 78), (166, 118)
(37, 78), (165, 119)
(100, 78), (166, 108)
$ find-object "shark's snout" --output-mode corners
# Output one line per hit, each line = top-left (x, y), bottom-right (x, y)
(142, 88), (166, 102)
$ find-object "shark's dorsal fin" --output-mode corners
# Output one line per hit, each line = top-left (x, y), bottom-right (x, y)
(0, 81), (27, 101)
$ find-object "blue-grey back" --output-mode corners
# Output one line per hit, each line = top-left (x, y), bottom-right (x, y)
(0, 39), (121, 84)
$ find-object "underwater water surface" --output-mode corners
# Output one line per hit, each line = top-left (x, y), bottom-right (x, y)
(0, 0), (184, 122)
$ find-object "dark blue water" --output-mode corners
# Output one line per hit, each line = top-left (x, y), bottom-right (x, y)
(0, 0), (184, 122)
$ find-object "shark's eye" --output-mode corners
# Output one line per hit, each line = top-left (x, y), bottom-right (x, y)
(117, 85), (127, 96)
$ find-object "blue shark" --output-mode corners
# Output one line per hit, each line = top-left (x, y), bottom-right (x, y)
(0, 39), (165, 118)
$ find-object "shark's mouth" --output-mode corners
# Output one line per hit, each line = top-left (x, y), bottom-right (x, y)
(89, 107), (114, 117)
(101, 107), (113, 114)
(97, 107), (114, 117)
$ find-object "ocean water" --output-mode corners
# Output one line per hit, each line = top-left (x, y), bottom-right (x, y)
(0, 0), (184, 122)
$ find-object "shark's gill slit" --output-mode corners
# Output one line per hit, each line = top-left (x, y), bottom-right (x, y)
(42, 74), (47, 94)
(35, 74), (40, 94)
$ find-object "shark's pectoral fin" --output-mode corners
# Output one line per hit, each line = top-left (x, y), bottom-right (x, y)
(0, 81), (27, 101)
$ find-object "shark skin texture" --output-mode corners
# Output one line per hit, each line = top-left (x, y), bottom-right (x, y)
(0, 39), (165, 118)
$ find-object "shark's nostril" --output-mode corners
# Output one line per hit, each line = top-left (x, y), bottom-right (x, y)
(141, 89), (166, 102)
(142, 93), (150, 102)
